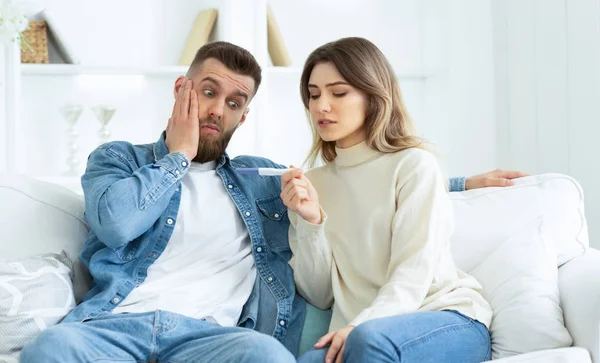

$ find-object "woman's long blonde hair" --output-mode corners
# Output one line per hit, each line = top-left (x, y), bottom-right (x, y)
(300, 37), (425, 167)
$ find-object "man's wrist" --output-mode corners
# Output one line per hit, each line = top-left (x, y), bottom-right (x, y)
(170, 149), (193, 162)
(155, 152), (191, 178)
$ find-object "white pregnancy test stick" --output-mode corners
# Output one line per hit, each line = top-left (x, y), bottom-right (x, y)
(235, 168), (296, 176)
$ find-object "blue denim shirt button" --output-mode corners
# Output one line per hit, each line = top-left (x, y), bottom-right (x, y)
(279, 320), (285, 326)
(167, 218), (174, 225)
(267, 276), (273, 282)
(245, 211), (251, 217)
(256, 247), (263, 253)
(112, 297), (120, 304)
(228, 184), (233, 189)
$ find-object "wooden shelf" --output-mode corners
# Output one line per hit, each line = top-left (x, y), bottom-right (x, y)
(20, 64), (189, 77)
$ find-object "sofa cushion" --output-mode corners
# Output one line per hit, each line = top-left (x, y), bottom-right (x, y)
(450, 173), (588, 272)
(0, 174), (90, 301)
(487, 347), (591, 363)
(0, 252), (76, 359)
(471, 221), (572, 359)
(299, 304), (332, 356)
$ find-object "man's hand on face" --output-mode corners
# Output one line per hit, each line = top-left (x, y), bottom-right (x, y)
(166, 78), (200, 161)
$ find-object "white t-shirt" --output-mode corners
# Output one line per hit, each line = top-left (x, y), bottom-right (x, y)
(114, 161), (256, 327)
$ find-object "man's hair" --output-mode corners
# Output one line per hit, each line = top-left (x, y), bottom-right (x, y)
(187, 41), (262, 95)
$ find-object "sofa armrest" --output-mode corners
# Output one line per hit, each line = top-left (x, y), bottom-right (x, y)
(558, 248), (600, 363)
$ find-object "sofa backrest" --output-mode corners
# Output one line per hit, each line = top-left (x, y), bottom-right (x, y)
(450, 173), (588, 273)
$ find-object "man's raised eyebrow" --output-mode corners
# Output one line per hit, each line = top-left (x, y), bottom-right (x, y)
(201, 76), (248, 102)
(234, 90), (249, 102)
(201, 76), (220, 86)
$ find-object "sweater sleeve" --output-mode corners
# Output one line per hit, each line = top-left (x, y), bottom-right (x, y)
(350, 150), (454, 327)
(288, 208), (334, 310)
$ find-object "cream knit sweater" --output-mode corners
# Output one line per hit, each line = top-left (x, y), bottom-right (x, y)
(289, 142), (492, 331)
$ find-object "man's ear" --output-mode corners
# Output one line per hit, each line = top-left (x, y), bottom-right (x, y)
(238, 108), (250, 128)
(173, 76), (186, 98)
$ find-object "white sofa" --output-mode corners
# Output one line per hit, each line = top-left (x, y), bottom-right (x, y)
(0, 173), (599, 362)
(448, 173), (598, 362)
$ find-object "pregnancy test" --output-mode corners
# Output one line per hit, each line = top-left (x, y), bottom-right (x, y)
(235, 168), (296, 176)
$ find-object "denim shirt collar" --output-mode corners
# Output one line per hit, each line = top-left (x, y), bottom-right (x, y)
(153, 132), (230, 169)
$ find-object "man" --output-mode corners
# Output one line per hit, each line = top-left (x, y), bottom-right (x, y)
(20, 41), (525, 363)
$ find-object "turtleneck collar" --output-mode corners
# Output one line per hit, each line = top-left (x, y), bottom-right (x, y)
(334, 141), (381, 167)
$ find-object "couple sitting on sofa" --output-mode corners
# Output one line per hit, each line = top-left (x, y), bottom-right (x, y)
(20, 39), (526, 363)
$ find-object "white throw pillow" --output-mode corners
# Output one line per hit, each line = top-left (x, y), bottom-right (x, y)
(470, 220), (572, 359)
(0, 251), (76, 358)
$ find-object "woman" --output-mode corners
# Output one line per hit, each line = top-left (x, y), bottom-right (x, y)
(282, 37), (493, 363)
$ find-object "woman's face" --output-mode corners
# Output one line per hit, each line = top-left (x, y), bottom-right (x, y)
(307, 62), (369, 149)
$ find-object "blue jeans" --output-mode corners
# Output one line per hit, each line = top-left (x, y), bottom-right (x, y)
(297, 310), (491, 363)
(20, 310), (295, 363)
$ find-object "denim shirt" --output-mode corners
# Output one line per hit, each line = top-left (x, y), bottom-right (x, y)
(62, 133), (306, 356)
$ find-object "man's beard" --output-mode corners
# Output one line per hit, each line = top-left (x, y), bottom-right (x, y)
(193, 117), (236, 163)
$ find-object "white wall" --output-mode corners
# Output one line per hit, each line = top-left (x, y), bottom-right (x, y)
(493, 0), (600, 246)
(422, 0), (497, 177)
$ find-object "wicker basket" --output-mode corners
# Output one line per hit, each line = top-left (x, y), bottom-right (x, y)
(20, 20), (49, 64)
